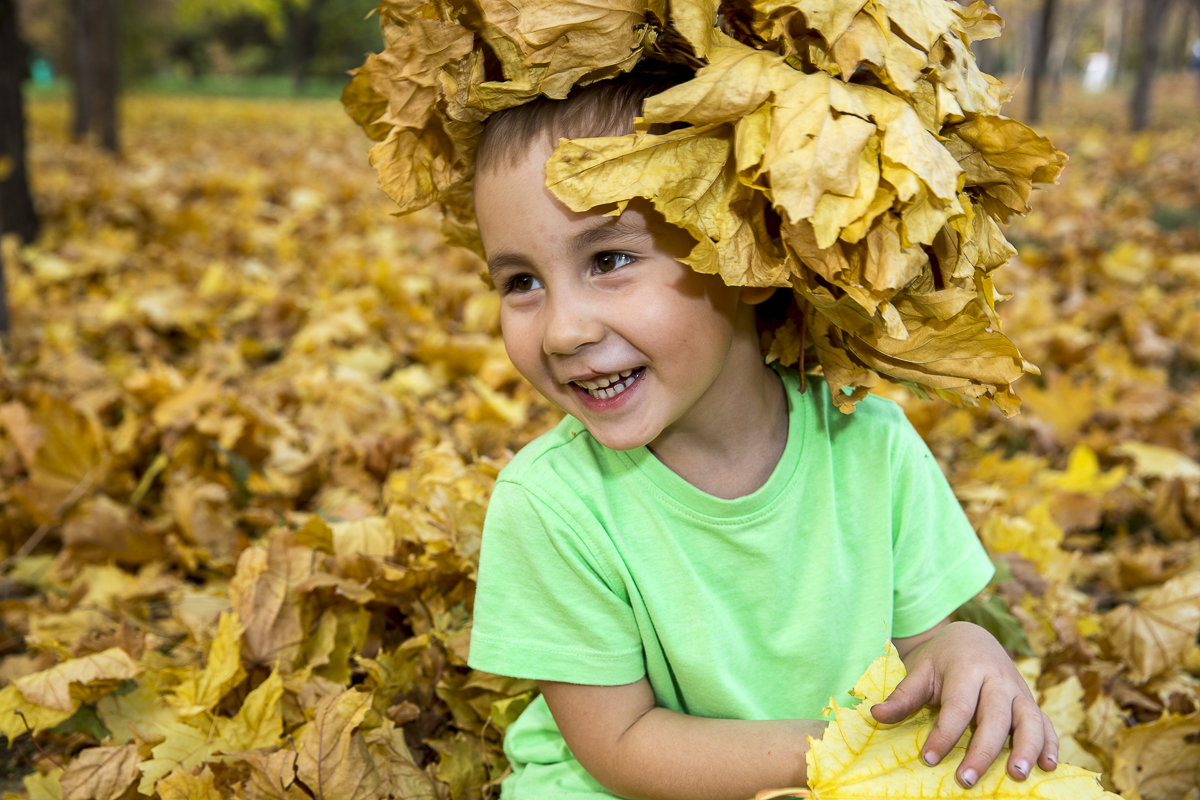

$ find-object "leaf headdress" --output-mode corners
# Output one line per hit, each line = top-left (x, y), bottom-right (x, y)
(343, 0), (1065, 413)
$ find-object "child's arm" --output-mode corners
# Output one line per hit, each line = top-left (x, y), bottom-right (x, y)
(540, 678), (825, 800)
(873, 619), (1060, 789)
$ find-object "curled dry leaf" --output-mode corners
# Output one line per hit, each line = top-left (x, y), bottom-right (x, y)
(1102, 570), (1200, 684)
(343, 0), (1065, 413)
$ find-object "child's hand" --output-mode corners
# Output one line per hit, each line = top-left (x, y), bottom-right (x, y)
(870, 620), (1059, 789)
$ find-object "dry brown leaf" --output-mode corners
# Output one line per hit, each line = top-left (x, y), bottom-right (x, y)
(294, 690), (381, 800)
(59, 743), (140, 800)
(13, 647), (142, 712)
(1111, 712), (1200, 800)
(1103, 570), (1200, 683)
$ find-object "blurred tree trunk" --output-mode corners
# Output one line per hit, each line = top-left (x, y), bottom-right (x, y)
(287, 0), (327, 93)
(1, 0), (37, 338)
(70, 0), (120, 153)
(1130, 0), (1173, 130)
(0, 0), (39, 244)
(0, 221), (8, 339)
(0, 215), (8, 339)
(1105, 0), (1126, 86)
(1027, 0), (1058, 123)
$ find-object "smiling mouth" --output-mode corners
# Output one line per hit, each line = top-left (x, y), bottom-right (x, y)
(573, 368), (644, 400)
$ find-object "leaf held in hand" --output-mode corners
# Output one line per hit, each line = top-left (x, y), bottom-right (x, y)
(757, 643), (1122, 799)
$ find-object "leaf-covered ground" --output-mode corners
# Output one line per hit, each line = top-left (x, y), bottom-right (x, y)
(1, 82), (1198, 799)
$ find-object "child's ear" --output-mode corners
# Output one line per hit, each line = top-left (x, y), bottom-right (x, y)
(740, 286), (779, 306)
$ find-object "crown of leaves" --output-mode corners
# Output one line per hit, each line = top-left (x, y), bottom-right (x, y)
(343, 0), (1066, 413)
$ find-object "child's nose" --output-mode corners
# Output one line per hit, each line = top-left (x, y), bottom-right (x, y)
(541, 290), (605, 355)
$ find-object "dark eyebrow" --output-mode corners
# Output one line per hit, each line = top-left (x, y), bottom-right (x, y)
(486, 214), (653, 279)
(485, 251), (531, 280)
(570, 214), (652, 249)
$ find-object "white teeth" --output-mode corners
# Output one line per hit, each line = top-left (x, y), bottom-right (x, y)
(575, 369), (638, 399)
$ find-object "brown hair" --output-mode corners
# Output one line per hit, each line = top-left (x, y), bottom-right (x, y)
(475, 62), (694, 170)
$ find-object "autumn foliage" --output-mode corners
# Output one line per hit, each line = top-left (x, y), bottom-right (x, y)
(2, 82), (1200, 798)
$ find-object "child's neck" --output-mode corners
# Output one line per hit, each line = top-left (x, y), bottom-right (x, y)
(649, 363), (788, 500)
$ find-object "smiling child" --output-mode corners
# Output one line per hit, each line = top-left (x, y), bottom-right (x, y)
(464, 72), (1059, 800)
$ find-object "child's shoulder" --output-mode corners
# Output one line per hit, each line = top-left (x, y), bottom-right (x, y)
(497, 414), (607, 485)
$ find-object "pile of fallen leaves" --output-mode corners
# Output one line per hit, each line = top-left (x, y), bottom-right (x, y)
(0, 83), (1198, 799)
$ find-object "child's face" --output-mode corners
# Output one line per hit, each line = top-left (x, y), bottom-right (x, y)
(475, 136), (770, 454)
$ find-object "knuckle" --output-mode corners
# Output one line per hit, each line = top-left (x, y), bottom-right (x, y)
(940, 694), (977, 718)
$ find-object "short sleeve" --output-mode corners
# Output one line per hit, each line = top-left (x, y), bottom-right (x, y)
(888, 415), (994, 638)
(468, 479), (646, 685)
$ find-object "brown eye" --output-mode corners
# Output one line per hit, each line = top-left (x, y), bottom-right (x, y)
(594, 252), (634, 273)
(505, 273), (541, 293)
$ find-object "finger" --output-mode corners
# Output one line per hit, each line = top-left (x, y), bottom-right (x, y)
(954, 690), (1012, 788)
(1004, 701), (1047, 781)
(1038, 712), (1060, 772)
(871, 663), (934, 725)
(919, 683), (979, 767)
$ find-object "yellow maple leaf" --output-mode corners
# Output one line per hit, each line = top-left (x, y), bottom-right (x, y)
(1039, 445), (1128, 496)
(757, 643), (1120, 799)
(137, 720), (221, 796)
(980, 503), (1075, 583)
(169, 611), (246, 716)
(157, 765), (223, 800)
(0, 684), (73, 740)
(20, 767), (63, 800)
(12, 396), (109, 523)
(1112, 441), (1200, 483)
(96, 681), (180, 745)
(214, 668), (284, 752)
(330, 516), (396, 559)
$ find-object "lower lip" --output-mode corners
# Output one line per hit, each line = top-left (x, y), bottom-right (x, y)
(571, 369), (644, 412)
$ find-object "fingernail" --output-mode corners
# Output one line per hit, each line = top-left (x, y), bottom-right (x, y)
(960, 769), (977, 788)
(922, 751), (938, 766)
(1014, 760), (1029, 777)
(1047, 754), (1058, 768)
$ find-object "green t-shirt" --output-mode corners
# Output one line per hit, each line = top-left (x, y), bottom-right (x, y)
(469, 369), (994, 798)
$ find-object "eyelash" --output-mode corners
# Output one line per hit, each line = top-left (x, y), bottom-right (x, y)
(501, 274), (539, 294)
(594, 251), (635, 273)
(499, 252), (635, 295)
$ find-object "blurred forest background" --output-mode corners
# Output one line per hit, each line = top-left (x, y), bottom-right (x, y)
(1, 2), (1200, 800)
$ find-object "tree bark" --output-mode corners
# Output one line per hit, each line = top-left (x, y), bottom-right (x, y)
(70, 0), (120, 152)
(0, 216), (8, 339)
(1130, 0), (1173, 131)
(1027, 0), (1058, 124)
(287, 0), (327, 93)
(0, 0), (39, 245)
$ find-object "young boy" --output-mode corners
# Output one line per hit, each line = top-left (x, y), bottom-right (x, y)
(466, 72), (1059, 800)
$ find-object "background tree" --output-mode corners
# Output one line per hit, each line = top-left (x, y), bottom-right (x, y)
(1027, 0), (1061, 122)
(69, 0), (120, 152)
(1129, 0), (1175, 130)
(1, 0), (37, 243)
(284, 0), (328, 91)
(1, 0), (38, 339)
(0, 215), (8, 339)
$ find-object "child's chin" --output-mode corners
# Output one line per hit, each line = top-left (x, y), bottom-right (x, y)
(584, 425), (657, 452)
